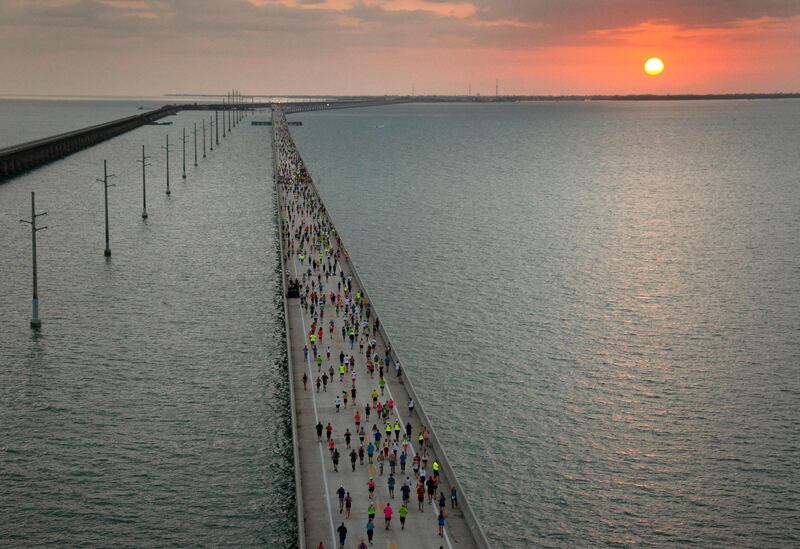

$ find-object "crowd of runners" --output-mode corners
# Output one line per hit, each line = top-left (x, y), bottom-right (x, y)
(273, 109), (461, 549)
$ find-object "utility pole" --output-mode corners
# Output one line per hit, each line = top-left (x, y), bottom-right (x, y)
(496, 79), (499, 97)
(223, 100), (227, 139)
(181, 127), (187, 179)
(209, 116), (214, 151)
(228, 95), (232, 133)
(163, 135), (171, 196)
(215, 110), (220, 145)
(468, 83), (471, 97)
(20, 191), (47, 328)
(137, 145), (151, 219)
(97, 159), (116, 256)
(202, 118), (207, 158)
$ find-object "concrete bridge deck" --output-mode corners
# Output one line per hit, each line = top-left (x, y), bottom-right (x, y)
(273, 107), (489, 549)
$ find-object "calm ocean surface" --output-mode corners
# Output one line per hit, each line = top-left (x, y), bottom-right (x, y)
(1, 100), (799, 548)
(0, 108), (296, 546)
(290, 101), (800, 548)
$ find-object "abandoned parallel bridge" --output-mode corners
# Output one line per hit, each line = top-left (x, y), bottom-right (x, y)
(0, 98), (409, 181)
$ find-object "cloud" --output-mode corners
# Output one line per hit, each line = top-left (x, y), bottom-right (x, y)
(3, 0), (796, 54)
(0, 0), (798, 94)
(471, 0), (800, 31)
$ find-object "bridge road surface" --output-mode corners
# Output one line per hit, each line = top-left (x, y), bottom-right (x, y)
(279, 184), (480, 549)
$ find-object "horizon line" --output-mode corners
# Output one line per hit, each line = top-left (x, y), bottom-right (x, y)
(2, 91), (800, 101)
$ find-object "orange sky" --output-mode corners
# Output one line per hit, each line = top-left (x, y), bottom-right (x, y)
(0, 0), (799, 96)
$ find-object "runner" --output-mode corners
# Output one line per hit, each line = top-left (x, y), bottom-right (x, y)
(383, 502), (393, 530)
(400, 479), (410, 505)
(399, 502), (408, 530)
(345, 492), (353, 519)
(376, 451), (384, 476)
(366, 518), (374, 545)
(367, 441), (375, 464)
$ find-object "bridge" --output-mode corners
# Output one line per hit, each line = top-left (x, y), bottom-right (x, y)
(0, 105), (178, 181)
(0, 98), (408, 181)
(281, 98), (411, 114)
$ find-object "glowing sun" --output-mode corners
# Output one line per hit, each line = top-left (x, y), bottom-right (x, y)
(644, 57), (664, 76)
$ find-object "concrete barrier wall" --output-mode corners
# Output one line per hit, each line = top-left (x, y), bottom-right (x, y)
(272, 109), (307, 549)
(283, 110), (492, 549)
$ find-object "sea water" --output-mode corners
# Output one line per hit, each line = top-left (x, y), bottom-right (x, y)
(291, 100), (800, 548)
(0, 108), (296, 546)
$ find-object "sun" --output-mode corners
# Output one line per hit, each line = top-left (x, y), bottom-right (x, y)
(644, 57), (664, 76)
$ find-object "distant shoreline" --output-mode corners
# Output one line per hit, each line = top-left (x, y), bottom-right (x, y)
(3, 92), (798, 103)
(163, 92), (800, 102)
(408, 93), (800, 102)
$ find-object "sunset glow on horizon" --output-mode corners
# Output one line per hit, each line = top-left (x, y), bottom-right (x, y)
(0, 1), (798, 96)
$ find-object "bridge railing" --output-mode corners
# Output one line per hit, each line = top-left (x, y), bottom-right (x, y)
(272, 108), (307, 549)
